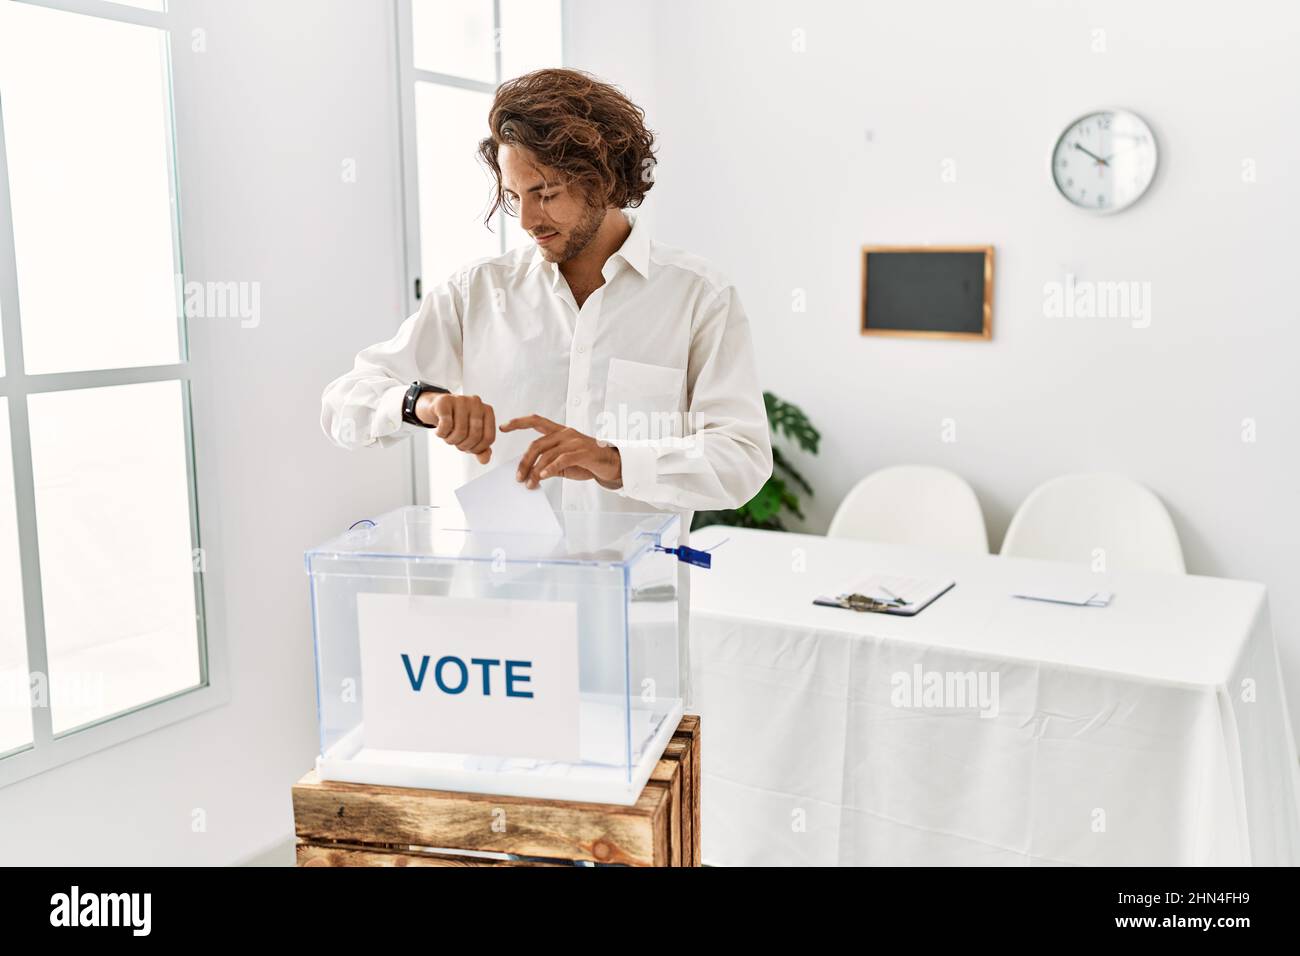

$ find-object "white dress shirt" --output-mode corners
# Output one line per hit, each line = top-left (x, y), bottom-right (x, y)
(321, 211), (773, 527)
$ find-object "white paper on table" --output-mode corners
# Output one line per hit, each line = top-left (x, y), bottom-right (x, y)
(454, 454), (562, 537)
(1012, 587), (1113, 607)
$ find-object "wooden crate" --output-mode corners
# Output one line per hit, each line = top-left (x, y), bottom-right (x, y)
(293, 715), (700, 867)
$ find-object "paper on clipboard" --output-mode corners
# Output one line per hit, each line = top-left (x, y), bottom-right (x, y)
(814, 573), (955, 616)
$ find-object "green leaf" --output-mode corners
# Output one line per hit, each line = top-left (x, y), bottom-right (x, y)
(742, 477), (787, 524)
(772, 445), (813, 496)
(764, 391), (820, 455)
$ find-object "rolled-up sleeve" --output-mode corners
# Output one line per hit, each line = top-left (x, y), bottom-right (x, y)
(612, 284), (772, 511)
(321, 272), (465, 449)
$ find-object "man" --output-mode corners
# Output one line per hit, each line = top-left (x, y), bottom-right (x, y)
(322, 67), (771, 529)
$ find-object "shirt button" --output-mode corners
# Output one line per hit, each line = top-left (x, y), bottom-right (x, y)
(571, 396), (581, 407)
(577, 345), (586, 353)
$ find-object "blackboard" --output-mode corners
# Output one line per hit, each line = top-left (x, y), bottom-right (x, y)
(860, 247), (993, 340)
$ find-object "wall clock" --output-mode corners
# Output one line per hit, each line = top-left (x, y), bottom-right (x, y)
(1051, 109), (1158, 213)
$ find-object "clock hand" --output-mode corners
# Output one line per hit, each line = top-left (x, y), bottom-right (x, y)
(1073, 142), (1109, 166)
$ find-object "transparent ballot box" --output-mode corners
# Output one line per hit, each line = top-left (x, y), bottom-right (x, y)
(305, 506), (684, 805)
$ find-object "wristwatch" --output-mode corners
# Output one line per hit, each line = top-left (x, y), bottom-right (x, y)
(401, 381), (450, 427)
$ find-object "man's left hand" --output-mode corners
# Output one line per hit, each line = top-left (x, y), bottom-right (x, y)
(500, 415), (623, 490)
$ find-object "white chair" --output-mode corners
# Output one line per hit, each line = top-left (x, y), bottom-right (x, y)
(827, 465), (989, 554)
(1000, 473), (1185, 573)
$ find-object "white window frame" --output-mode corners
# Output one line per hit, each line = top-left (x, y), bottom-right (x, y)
(0, 0), (226, 789)
(392, 0), (565, 503)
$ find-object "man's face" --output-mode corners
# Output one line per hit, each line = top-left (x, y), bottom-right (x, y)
(499, 145), (604, 264)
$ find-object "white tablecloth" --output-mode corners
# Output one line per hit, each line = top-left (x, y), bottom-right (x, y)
(687, 527), (1300, 866)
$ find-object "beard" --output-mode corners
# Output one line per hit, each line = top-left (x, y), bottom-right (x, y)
(539, 203), (605, 263)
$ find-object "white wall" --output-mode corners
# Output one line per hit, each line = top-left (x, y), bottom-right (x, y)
(0, 0), (411, 864)
(563, 0), (661, 231)
(2, 0), (1293, 865)
(565, 0), (1300, 738)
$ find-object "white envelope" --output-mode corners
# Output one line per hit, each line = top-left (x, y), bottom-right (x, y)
(454, 454), (563, 537)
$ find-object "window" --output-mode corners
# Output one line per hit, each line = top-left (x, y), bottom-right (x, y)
(397, 0), (563, 507)
(0, 0), (212, 784)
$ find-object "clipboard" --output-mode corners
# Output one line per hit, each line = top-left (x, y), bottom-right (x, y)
(813, 574), (955, 617)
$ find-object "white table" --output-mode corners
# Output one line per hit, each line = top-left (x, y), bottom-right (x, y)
(687, 527), (1300, 866)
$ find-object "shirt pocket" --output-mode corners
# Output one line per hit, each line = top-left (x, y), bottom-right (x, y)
(599, 357), (686, 444)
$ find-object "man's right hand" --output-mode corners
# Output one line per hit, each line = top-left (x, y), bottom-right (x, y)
(416, 392), (496, 464)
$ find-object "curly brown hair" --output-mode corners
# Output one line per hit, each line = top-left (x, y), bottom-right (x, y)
(477, 68), (657, 225)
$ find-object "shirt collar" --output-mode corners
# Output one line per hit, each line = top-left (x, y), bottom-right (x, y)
(526, 210), (650, 282)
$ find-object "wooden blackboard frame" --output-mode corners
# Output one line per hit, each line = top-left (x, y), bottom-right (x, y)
(860, 245), (994, 341)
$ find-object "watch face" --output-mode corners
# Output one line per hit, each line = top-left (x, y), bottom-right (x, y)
(1052, 110), (1158, 213)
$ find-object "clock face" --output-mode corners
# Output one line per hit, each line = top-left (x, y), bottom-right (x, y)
(1052, 110), (1158, 213)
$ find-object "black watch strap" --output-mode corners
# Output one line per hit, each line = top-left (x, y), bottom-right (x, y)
(401, 381), (450, 427)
